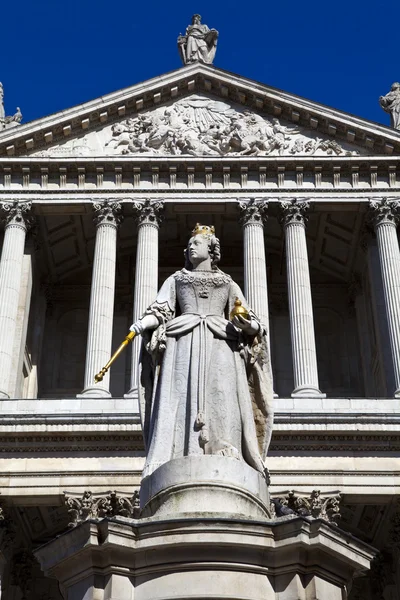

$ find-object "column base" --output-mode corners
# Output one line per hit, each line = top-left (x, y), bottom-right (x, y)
(291, 384), (326, 398)
(77, 386), (111, 398)
(34, 516), (375, 600)
(124, 387), (139, 400)
(395, 389), (400, 398)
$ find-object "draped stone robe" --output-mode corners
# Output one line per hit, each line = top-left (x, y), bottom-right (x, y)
(139, 268), (273, 479)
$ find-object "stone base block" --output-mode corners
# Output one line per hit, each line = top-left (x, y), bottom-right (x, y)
(34, 515), (376, 600)
(140, 455), (270, 519)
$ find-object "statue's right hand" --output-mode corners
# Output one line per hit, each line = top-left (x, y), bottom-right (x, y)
(129, 314), (159, 335)
(129, 321), (144, 335)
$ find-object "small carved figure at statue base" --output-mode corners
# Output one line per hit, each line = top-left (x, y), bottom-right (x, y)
(178, 14), (219, 65)
(380, 82), (400, 130)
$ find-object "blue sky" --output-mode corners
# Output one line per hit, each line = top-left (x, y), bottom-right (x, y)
(1, 0), (398, 127)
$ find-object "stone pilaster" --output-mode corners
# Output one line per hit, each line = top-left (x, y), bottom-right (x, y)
(0, 201), (33, 398)
(369, 198), (400, 397)
(280, 199), (324, 398)
(126, 200), (164, 398)
(79, 200), (123, 398)
(238, 199), (269, 327)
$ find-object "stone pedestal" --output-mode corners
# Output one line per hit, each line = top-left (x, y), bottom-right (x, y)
(34, 516), (375, 600)
(140, 455), (270, 520)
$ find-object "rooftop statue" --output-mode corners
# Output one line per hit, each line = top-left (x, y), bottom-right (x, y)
(380, 82), (400, 130)
(0, 82), (22, 131)
(128, 225), (273, 479)
(178, 14), (218, 65)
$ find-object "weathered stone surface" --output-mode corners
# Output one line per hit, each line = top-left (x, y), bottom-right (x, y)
(34, 516), (376, 600)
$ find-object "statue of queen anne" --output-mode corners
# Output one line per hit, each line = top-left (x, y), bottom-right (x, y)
(130, 225), (274, 480)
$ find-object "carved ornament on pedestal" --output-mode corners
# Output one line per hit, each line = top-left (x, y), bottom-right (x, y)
(64, 490), (140, 527)
(271, 489), (342, 524)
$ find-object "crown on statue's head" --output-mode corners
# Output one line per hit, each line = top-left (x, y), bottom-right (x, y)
(191, 223), (215, 236)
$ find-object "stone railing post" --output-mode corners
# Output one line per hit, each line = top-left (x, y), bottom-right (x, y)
(79, 200), (123, 398)
(369, 198), (400, 397)
(238, 199), (270, 328)
(125, 200), (164, 398)
(280, 199), (324, 398)
(0, 201), (33, 398)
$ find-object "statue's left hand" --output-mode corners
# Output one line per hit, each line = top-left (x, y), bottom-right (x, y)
(233, 315), (260, 335)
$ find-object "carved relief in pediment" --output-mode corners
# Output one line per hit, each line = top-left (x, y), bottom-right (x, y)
(28, 94), (365, 158)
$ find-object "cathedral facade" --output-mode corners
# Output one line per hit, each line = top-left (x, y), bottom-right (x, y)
(0, 19), (400, 598)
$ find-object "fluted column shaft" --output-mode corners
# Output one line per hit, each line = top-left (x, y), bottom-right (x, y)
(369, 198), (400, 397)
(79, 201), (122, 397)
(0, 201), (32, 398)
(126, 200), (164, 397)
(239, 199), (269, 327)
(280, 199), (324, 398)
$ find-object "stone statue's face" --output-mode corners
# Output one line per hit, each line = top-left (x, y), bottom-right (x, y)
(188, 235), (210, 266)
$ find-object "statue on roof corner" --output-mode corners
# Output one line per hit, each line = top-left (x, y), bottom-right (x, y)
(380, 82), (400, 130)
(0, 82), (22, 131)
(178, 14), (218, 65)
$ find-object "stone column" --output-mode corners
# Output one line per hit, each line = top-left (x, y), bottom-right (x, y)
(0, 201), (33, 399)
(238, 199), (269, 327)
(79, 200), (123, 398)
(280, 199), (324, 398)
(126, 200), (164, 398)
(369, 198), (400, 397)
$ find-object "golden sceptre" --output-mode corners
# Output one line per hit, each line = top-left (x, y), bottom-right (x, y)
(94, 330), (136, 383)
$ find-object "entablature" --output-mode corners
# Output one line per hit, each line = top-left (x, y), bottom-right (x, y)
(0, 156), (400, 199)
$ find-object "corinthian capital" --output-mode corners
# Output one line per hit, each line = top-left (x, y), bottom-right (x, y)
(92, 200), (123, 228)
(279, 198), (310, 227)
(133, 199), (164, 227)
(0, 201), (33, 230)
(238, 198), (268, 226)
(369, 197), (400, 228)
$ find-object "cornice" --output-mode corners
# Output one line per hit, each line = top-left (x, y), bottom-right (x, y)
(0, 63), (400, 158)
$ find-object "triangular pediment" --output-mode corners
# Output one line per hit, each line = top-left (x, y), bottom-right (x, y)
(1, 63), (399, 158)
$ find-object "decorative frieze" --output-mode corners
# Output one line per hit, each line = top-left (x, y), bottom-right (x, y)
(0, 159), (399, 191)
(64, 490), (140, 527)
(271, 489), (341, 524)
